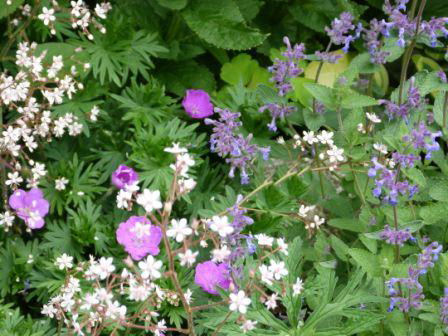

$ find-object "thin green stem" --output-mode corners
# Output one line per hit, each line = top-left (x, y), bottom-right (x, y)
(313, 42), (332, 114)
(443, 92), (448, 129)
(393, 206), (400, 262)
(398, 0), (427, 105)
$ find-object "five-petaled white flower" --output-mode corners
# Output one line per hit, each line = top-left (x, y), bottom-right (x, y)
(293, 277), (304, 296)
(55, 253), (73, 270)
(167, 218), (192, 242)
(209, 216), (234, 237)
(136, 189), (162, 213)
(241, 319), (257, 333)
(38, 7), (56, 26)
(138, 255), (162, 279)
(229, 290), (251, 314)
(178, 249), (198, 267)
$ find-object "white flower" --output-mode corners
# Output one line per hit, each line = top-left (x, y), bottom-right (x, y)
(277, 238), (288, 256)
(97, 257), (115, 280)
(317, 130), (334, 145)
(80, 292), (99, 310)
(38, 7), (56, 26)
(129, 282), (150, 301)
(164, 143), (187, 154)
(229, 290), (251, 314)
(327, 146), (345, 163)
(55, 177), (69, 190)
(366, 112), (381, 123)
(241, 320), (257, 333)
(259, 264), (274, 286)
(116, 189), (132, 209)
(212, 245), (231, 263)
(268, 260), (288, 280)
(178, 249), (198, 267)
(256, 234), (274, 247)
(312, 215), (325, 228)
(106, 300), (126, 320)
(293, 277), (304, 296)
(265, 293), (278, 310)
(184, 288), (193, 305)
(136, 189), (162, 213)
(167, 218), (192, 242)
(155, 319), (167, 336)
(90, 105), (100, 121)
(298, 204), (314, 218)
(357, 123), (366, 133)
(303, 131), (318, 145)
(138, 255), (162, 280)
(55, 253), (73, 270)
(5, 171), (23, 186)
(373, 143), (388, 154)
(209, 216), (234, 237)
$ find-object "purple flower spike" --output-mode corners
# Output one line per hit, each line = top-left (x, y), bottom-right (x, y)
(9, 188), (49, 229)
(111, 165), (139, 189)
(182, 89), (214, 119)
(194, 261), (231, 295)
(116, 216), (162, 260)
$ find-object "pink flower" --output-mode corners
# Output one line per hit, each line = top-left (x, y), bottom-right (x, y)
(116, 216), (162, 260)
(194, 261), (231, 295)
(111, 165), (139, 189)
(182, 89), (214, 119)
(9, 188), (49, 229)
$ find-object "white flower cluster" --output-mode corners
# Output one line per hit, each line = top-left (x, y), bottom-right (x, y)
(358, 112), (381, 133)
(42, 255), (180, 335)
(293, 130), (345, 171)
(165, 143), (197, 194)
(0, 41), (98, 199)
(298, 204), (325, 233)
(35, 1), (111, 39)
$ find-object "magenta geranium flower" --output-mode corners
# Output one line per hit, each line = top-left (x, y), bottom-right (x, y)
(111, 164), (139, 189)
(182, 89), (214, 119)
(194, 261), (231, 295)
(116, 216), (162, 260)
(9, 188), (49, 229)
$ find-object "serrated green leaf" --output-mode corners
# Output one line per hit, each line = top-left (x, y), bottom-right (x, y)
(156, 0), (188, 10)
(348, 248), (381, 278)
(328, 218), (365, 232)
(340, 90), (378, 109)
(182, 0), (267, 50)
(221, 54), (270, 88)
(303, 83), (335, 108)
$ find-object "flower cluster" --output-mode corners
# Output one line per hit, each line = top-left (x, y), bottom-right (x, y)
(205, 108), (269, 184)
(36, 1), (111, 39)
(403, 122), (441, 160)
(368, 156), (418, 205)
(380, 225), (415, 246)
(379, 78), (422, 120)
(298, 204), (326, 236)
(386, 242), (442, 312)
(325, 12), (362, 52)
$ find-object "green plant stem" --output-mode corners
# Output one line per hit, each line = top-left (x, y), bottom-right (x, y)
(443, 92), (448, 129)
(398, 0), (427, 105)
(349, 162), (366, 206)
(393, 206), (400, 262)
(312, 42), (332, 114)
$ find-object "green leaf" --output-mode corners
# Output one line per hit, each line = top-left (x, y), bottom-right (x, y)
(419, 203), (446, 224)
(330, 235), (349, 261)
(403, 167), (427, 188)
(328, 218), (365, 233)
(340, 90), (378, 109)
(221, 54), (270, 88)
(182, 0), (267, 50)
(433, 91), (448, 128)
(428, 180), (448, 201)
(0, 0), (24, 18)
(156, 0), (188, 10)
(348, 248), (381, 278)
(303, 83), (335, 108)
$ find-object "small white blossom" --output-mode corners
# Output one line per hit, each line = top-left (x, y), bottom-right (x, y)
(241, 320), (257, 333)
(164, 142), (187, 154)
(256, 234), (274, 247)
(293, 277), (304, 296)
(373, 143), (388, 154)
(268, 260), (288, 280)
(5, 171), (23, 186)
(178, 249), (198, 267)
(138, 255), (162, 280)
(265, 293), (278, 310)
(55, 253), (73, 270)
(209, 216), (234, 237)
(38, 7), (56, 26)
(167, 218), (192, 242)
(303, 131), (318, 145)
(212, 245), (231, 263)
(366, 112), (381, 123)
(229, 290), (251, 314)
(55, 177), (69, 190)
(136, 189), (162, 213)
